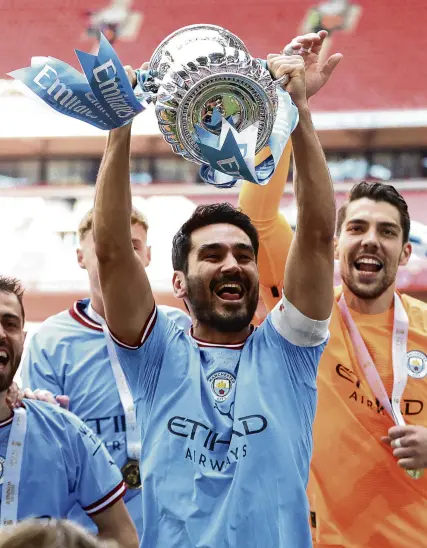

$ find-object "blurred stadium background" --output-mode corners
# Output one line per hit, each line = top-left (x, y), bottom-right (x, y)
(1, 0), (427, 338)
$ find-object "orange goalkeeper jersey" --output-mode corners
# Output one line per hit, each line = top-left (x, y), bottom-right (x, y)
(239, 149), (427, 547)
(310, 290), (427, 548)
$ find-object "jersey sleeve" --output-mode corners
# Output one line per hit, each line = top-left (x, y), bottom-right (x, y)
(109, 306), (180, 412)
(63, 410), (126, 517)
(20, 329), (63, 395)
(264, 292), (329, 386)
(238, 142), (294, 313)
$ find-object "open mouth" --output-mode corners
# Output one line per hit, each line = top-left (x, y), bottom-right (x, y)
(0, 350), (9, 370)
(214, 282), (245, 302)
(354, 257), (383, 273)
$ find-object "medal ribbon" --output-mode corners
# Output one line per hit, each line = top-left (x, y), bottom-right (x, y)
(338, 293), (423, 479)
(1, 408), (27, 526)
(88, 304), (141, 462)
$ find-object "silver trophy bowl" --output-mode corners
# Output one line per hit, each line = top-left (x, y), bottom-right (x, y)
(146, 24), (283, 164)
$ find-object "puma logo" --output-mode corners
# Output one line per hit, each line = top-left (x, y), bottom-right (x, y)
(214, 402), (235, 422)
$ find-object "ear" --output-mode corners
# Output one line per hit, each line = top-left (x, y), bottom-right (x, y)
(172, 271), (187, 299)
(399, 242), (412, 267)
(76, 248), (86, 270)
(145, 245), (152, 267)
(333, 235), (340, 261)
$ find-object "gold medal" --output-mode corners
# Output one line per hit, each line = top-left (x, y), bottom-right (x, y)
(406, 468), (424, 480)
(121, 459), (141, 489)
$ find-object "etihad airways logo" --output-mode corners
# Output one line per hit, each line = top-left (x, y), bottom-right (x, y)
(336, 364), (424, 416)
(167, 414), (268, 472)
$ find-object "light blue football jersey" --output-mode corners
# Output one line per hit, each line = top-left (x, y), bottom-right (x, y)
(111, 298), (328, 548)
(20, 298), (191, 537)
(0, 400), (125, 522)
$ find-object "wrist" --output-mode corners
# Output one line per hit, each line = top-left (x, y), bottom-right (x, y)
(109, 123), (133, 145)
(111, 123), (132, 137)
(293, 98), (310, 112)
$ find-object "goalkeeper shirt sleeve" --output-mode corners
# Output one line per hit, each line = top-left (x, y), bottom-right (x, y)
(238, 141), (294, 312)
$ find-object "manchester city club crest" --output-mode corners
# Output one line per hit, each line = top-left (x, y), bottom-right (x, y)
(208, 371), (236, 402)
(0, 456), (5, 485)
(407, 350), (427, 379)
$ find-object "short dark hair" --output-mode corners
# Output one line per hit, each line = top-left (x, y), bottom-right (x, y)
(336, 181), (410, 243)
(0, 276), (25, 323)
(172, 203), (259, 273)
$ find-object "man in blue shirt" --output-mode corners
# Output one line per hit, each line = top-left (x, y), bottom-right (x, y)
(0, 275), (138, 547)
(93, 54), (336, 547)
(20, 206), (190, 539)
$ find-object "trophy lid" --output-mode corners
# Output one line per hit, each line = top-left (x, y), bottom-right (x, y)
(149, 24), (250, 80)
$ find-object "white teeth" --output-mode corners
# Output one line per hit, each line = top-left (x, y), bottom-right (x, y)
(357, 258), (381, 266)
(216, 283), (242, 292)
(0, 351), (7, 360)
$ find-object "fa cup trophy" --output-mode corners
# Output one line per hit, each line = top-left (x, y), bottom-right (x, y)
(10, 24), (298, 187)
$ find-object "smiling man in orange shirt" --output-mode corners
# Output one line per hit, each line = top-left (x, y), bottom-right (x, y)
(239, 31), (427, 547)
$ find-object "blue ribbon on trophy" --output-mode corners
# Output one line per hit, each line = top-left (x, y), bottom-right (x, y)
(196, 88), (298, 188)
(8, 26), (299, 188)
(8, 34), (147, 130)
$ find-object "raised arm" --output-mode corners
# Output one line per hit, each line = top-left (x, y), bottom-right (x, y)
(239, 31), (341, 316)
(93, 122), (154, 346)
(268, 54), (335, 320)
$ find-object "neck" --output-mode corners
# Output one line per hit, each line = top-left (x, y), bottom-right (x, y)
(343, 283), (395, 314)
(89, 290), (105, 319)
(0, 391), (13, 423)
(191, 321), (251, 345)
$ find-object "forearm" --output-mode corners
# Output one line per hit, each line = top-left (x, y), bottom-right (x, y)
(283, 103), (335, 320)
(95, 502), (139, 548)
(94, 124), (133, 260)
(98, 526), (138, 548)
(291, 105), (335, 241)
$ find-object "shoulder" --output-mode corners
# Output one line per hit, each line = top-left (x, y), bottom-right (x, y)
(112, 305), (190, 353)
(25, 401), (91, 447)
(402, 294), (427, 333)
(30, 308), (80, 341)
(158, 305), (191, 332)
(29, 303), (101, 350)
(22, 400), (71, 436)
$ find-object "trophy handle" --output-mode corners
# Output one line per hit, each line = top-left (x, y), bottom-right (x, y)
(257, 58), (290, 89)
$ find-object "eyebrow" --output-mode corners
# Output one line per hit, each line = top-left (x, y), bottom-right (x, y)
(197, 242), (254, 256)
(347, 219), (401, 231)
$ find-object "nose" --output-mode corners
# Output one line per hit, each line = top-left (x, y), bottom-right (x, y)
(361, 227), (380, 250)
(220, 252), (242, 275)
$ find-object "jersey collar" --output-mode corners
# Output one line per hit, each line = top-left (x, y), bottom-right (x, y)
(190, 325), (254, 349)
(69, 299), (103, 332)
(0, 411), (14, 428)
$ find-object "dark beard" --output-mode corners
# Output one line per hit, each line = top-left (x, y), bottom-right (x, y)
(186, 274), (259, 333)
(341, 268), (395, 300)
